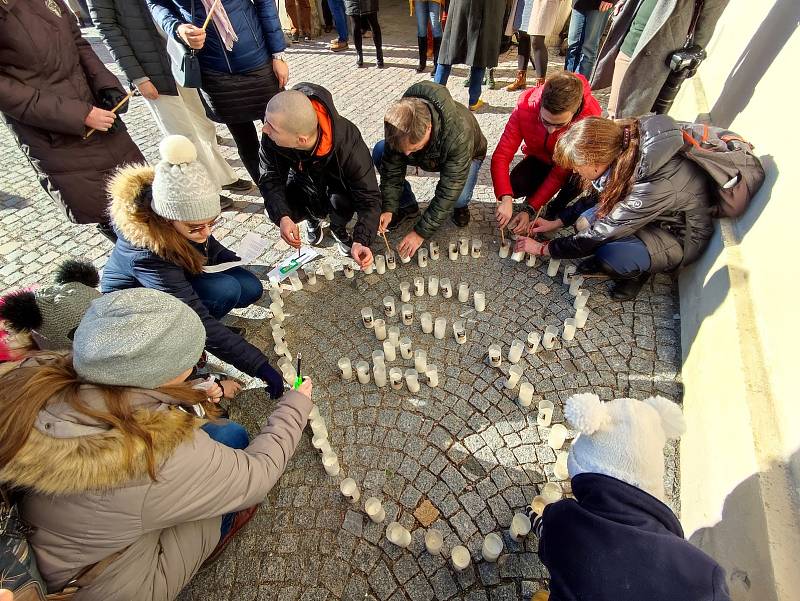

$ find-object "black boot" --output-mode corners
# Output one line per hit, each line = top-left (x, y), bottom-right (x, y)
(375, 42), (384, 68)
(356, 52), (364, 67)
(416, 36), (427, 73)
(431, 36), (442, 79)
(610, 273), (650, 301)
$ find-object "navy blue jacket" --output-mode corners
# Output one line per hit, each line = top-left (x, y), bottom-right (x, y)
(539, 473), (731, 601)
(146, 0), (286, 73)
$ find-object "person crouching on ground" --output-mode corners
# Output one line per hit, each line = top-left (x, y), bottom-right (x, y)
(101, 135), (283, 397)
(516, 115), (714, 301)
(0, 288), (313, 601)
(373, 81), (487, 259)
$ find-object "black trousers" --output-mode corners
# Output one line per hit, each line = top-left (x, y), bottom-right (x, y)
(284, 172), (355, 233)
(225, 121), (262, 183)
(509, 156), (581, 218)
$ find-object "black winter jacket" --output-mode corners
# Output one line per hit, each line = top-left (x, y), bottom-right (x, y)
(380, 82), (487, 239)
(87, 0), (178, 96)
(260, 82), (381, 248)
(540, 473), (731, 601)
(549, 114), (714, 273)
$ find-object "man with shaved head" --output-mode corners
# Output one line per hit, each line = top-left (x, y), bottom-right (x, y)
(260, 84), (381, 269)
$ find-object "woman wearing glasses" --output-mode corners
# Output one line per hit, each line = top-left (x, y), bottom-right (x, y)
(491, 71), (601, 233)
(101, 135), (284, 398)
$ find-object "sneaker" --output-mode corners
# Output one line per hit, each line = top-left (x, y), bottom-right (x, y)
(387, 203), (421, 232)
(451, 206), (471, 227)
(330, 227), (353, 256)
(222, 178), (254, 193)
(306, 219), (325, 245)
(330, 40), (348, 52)
(469, 99), (485, 112)
(202, 505), (260, 568)
(219, 195), (234, 210)
(610, 274), (649, 301)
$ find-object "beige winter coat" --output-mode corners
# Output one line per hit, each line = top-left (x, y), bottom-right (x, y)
(0, 356), (312, 601)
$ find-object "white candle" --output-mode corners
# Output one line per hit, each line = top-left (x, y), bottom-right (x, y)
(440, 278), (453, 298)
(383, 296), (396, 318)
(426, 365), (439, 387)
(488, 344), (502, 367)
(575, 307), (589, 328)
(562, 264), (577, 285)
(323, 263), (335, 280)
(554, 451), (570, 480)
(302, 268), (315, 285)
(458, 282), (469, 303)
(433, 317), (447, 340)
(506, 364), (524, 389)
(537, 400), (555, 427)
(458, 237), (469, 256)
(375, 255), (386, 274)
(386, 522), (412, 548)
(451, 545), (471, 571)
(569, 276), (585, 296)
(481, 533), (503, 562)
(374, 365), (387, 387)
(338, 357), (353, 380)
(417, 248), (429, 267)
(389, 367), (403, 390)
(310, 418), (328, 438)
(274, 342), (290, 358)
(365, 497), (386, 523)
(363, 261), (374, 275)
(361, 307), (374, 328)
(399, 337), (413, 359)
(270, 302), (284, 321)
(453, 320), (467, 345)
(427, 276), (439, 296)
(356, 361), (370, 384)
(471, 239), (482, 258)
(473, 290), (486, 312)
(511, 250), (525, 262)
(541, 482), (563, 504)
(429, 241), (440, 260)
(340, 477), (361, 503)
(499, 242), (511, 258)
(401, 304), (414, 325)
(509, 513), (532, 542)
(386, 252), (397, 270)
(546, 258), (561, 277)
(562, 318), (577, 341)
(519, 382), (534, 407)
(289, 272), (303, 290)
(308, 405), (320, 421)
(343, 264), (354, 279)
(414, 277), (425, 297)
(420, 312), (433, 334)
(508, 339), (525, 364)
(542, 325), (559, 350)
(425, 529), (443, 555)
(322, 452), (340, 476)
(371, 349), (385, 368)
(272, 329), (286, 346)
(574, 290), (590, 310)
(526, 253), (537, 267)
(526, 331), (541, 354)
(448, 242), (459, 260)
(400, 281), (411, 302)
(373, 319), (387, 341)
(405, 368), (420, 393)
(531, 495), (547, 517)
(383, 339), (397, 362)
(414, 349), (427, 373)
(547, 423), (569, 450)
(312, 432), (330, 454)
(400, 252), (411, 264)
(388, 326), (401, 347)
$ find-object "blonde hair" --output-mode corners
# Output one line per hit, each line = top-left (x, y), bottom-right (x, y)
(384, 98), (431, 150)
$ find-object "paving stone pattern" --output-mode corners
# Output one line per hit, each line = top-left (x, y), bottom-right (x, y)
(0, 3), (679, 600)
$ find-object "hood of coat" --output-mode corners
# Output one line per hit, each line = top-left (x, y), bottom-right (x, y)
(635, 114), (686, 180)
(0, 356), (199, 496)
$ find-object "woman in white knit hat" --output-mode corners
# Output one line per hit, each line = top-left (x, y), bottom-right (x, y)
(101, 135), (284, 398)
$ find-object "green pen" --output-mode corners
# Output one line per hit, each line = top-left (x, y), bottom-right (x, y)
(294, 352), (303, 389)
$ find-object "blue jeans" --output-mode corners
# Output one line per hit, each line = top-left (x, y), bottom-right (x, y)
(201, 420), (249, 537)
(582, 207), (651, 277)
(327, 0), (348, 42)
(434, 64), (486, 106)
(372, 140), (483, 210)
(564, 8), (611, 79)
(189, 266), (263, 320)
(414, 1), (442, 37)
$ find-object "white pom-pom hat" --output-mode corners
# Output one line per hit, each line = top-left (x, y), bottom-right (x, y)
(564, 393), (686, 500)
(151, 135), (219, 222)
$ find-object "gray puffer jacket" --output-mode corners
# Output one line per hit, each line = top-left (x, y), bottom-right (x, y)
(550, 114), (714, 273)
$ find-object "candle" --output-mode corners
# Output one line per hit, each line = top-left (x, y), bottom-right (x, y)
(471, 239), (482, 258)
(458, 282), (470, 303)
(289, 272), (303, 290)
(274, 342), (290, 358)
(308, 405), (320, 421)
(365, 497), (386, 523)
(372, 350), (385, 368)
(473, 290), (486, 312)
(574, 290), (590, 310)
(268, 289), (283, 307)
(458, 237), (469, 256)
(364, 261), (374, 275)
(530, 495), (547, 517)
(338, 357), (353, 380)
(304, 269), (317, 285)
(356, 361), (370, 384)
(506, 364), (524, 389)
(322, 452), (340, 476)
(400, 281), (411, 303)
(546, 258), (561, 277)
(361, 307), (374, 328)
(414, 277), (425, 297)
(322, 263), (335, 280)
(569, 276), (585, 296)
(526, 253), (537, 267)
(519, 382), (534, 407)
(401, 304), (414, 325)
(488, 344), (502, 367)
(509, 513), (531, 542)
(562, 318), (577, 341)
(400, 252), (411, 264)
(374, 319), (387, 341)
(340, 477), (361, 503)
(383, 296), (396, 318)
(451, 545), (471, 571)
(425, 529), (443, 555)
(383, 339), (397, 362)
(541, 482), (563, 504)
(386, 522), (412, 548)
(440, 278), (453, 298)
(448, 242), (459, 260)
(554, 451), (570, 480)
(343, 264), (355, 279)
(388, 326), (400, 347)
(417, 248), (429, 267)
(426, 365), (439, 387)
(375, 255), (386, 274)
(433, 317), (447, 340)
(511, 250), (525, 262)
(270, 302), (285, 322)
(420, 312), (433, 334)
(414, 349), (427, 372)
(310, 418), (328, 438)
(280, 365), (296, 386)
(386, 252), (397, 270)
(453, 320), (467, 345)
(312, 432), (331, 454)
(405, 368), (420, 393)
(542, 325), (559, 350)
(272, 330), (286, 347)
(499, 241), (511, 258)
(399, 337), (413, 359)
(562, 264), (576, 285)
(389, 367), (403, 390)
(508, 339), (525, 364)
(537, 400), (554, 427)
(547, 423), (569, 450)
(481, 533), (503, 562)
(429, 241), (440, 260)
(427, 276), (439, 296)
(526, 331), (541, 354)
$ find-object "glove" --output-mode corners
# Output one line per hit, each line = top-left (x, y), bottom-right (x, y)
(98, 87), (129, 114)
(256, 362), (284, 399)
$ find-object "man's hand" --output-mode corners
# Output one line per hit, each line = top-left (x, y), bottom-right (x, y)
(177, 24), (206, 49)
(351, 242), (373, 269)
(273, 58), (289, 89)
(599, 1), (614, 11)
(297, 377), (313, 399)
(398, 231), (424, 258)
(378, 211), (393, 234)
(279, 216), (301, 248)
(515, 236), (547, 256)
(495, 196), (513, 228)
(509, 211), (530, 235)
(84, 107), (116, 131)
(528, 217), (563, 236)
(136, 80), (159, 100)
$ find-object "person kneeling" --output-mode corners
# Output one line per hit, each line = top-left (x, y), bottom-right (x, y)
(516, 115), (714, 301)
(0, 289), (313, 600)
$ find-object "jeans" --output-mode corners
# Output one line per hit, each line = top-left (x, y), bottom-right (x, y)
(414, 1), (442, 37)
(434, 64), (486, 106)
(582, 206), (651, 277)
(201, 420), (249, 537)
(564, 8), (611, 79)
(328, 0), (349, 42)
(509, 156), (581, 216)
(189, 267), (264, 319)
(371, 140), (482, 210)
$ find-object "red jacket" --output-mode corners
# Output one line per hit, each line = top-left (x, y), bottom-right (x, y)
(490, 74), (601, 210)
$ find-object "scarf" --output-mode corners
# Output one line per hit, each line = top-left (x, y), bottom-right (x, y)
(201, 0), (238, 52)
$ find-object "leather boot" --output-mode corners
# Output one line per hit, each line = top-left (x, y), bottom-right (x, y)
(430, 36), (442, 79)
(505, 69), (527, 91)
(416, 36), (427, 73)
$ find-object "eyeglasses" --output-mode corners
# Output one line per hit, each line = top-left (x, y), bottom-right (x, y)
(540, 113), (573, 130)
(185, 217), (221, 234)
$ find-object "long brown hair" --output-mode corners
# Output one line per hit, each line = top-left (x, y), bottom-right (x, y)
(0, 353), (206, 480)
(554, 117), (641, 218)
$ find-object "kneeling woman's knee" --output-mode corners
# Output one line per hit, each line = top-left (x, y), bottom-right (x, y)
(594, 242), (651, 278)
(238, 271), (263, 306)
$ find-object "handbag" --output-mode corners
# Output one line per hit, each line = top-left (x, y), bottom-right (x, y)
(166, 0), (203, 88)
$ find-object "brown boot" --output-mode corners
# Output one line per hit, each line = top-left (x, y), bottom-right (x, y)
(505, 70), (527, 91)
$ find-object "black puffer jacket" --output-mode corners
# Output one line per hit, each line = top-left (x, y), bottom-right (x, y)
(260, 82), (381, 248)
(549, 114), (714, 273)
(87, 0), (177, 96)
(344, 0), (379, 16)
(380, 82), (487, 239)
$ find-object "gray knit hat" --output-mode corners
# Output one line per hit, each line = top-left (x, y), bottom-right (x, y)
(151, 135), (220, 222)
(34, 283), (101, 350)
(72, 289), (206, 389)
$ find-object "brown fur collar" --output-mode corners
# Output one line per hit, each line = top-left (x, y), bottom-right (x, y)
(0, 407), (199, 495)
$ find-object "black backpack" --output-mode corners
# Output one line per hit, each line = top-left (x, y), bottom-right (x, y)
(679, 122), (766, 218)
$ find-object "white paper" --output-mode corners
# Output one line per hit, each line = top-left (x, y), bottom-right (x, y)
(268, 247), (320, 283)
(202, 233), (269, 273)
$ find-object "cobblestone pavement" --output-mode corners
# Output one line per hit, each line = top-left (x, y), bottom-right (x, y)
(0, 2), (680, 600)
